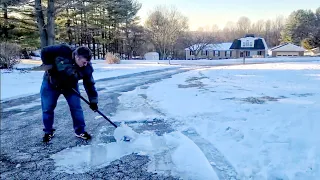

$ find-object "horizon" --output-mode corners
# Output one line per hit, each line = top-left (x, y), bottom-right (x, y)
(137, 0), (319, 30)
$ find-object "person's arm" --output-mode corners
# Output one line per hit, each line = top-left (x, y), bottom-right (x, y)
(41, 46), (55, 65)
(41, 44), (73, 74)
(41, 44), (69, 65)
(83, 64), (98, 105)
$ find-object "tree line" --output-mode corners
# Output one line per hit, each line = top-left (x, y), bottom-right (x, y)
(1, 0), (144, 59)
(1, 1), (319, 60)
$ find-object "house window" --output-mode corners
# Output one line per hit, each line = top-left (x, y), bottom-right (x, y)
(226, 51), (231, 57)
(242, 42), (246, 47)
(214, 51), (219, 57)
(246, 40), (249, 47)
(206, 50), (208, 56)
(190, 51), (193, 55)
(258, 51), (262, 55)
(249, 42), (253, 47)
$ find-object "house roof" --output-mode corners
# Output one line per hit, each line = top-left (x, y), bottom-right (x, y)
(184, 43), (207, 51)
(269, 43), (305, 52)
(230, 37), (267, 50)
(185, 42), (232, 51)
(204, 43), (232, 51)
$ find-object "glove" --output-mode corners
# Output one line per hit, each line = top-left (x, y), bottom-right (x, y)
(89, 102), (98, 111)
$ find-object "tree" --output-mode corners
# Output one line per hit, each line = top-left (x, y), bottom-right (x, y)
(301, 38), (314, 49)
(263, 16), (286, 47)
(35, 0), (56, 48)
(0, 0), (26, 40)
(122, 24), (145, 59)
(269, 16), (285, 47)
(120, 0), (142, 59)
(236, 16), (251, 37)
(251, 19), (265, 37)
(145, 6), (188, 61)
(180, 31), (215, 59)
(281, 9), (317, 45)
(310, 7), (320, 48)
(221, 21), (238, 42)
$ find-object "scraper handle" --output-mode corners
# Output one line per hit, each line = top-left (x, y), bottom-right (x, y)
(72, 88), (118, 128)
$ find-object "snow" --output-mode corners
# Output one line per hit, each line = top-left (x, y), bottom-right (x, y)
(0, 59), (172, 101)
(2, 57), (320, 179)
(113, 123), (139, 142)
(5, 57), (318, 101)
(51, 130), (218, 179)
(204, 42), (233, 51)
(145, 61), (320, 179)
(0, 70), (45, 101)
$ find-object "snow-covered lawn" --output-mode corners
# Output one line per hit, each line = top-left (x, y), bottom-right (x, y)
(145, 61), (320, 179)
(0, 59), (172, 101)
(2, 57), (319, 101)
(51, 59), (320, 179)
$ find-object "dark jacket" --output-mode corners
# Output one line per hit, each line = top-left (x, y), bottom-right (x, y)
(41, 44), (98, 103)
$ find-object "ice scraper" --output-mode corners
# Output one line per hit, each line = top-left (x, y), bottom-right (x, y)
(72, 88), (135, 142)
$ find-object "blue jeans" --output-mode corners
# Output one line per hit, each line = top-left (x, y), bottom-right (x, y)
(40, 76), (86, 135)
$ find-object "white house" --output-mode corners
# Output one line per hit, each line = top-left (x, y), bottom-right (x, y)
(185, 42), (235, 60)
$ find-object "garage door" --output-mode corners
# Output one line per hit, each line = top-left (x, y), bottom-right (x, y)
(276, 52), (299, 56)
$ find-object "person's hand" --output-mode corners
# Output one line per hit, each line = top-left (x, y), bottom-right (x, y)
(89, 102), (98, 111)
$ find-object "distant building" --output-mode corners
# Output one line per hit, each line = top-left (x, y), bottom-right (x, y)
(185, 42), (235, 60)
(268, 43), (305, 57)
(229, 34), (268, 58)
(144, 52), (159, 60)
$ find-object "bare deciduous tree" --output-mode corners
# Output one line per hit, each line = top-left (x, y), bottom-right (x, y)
(269, 16), (285, 47)
(180, 31), (215, 59)
(145, 5), (188, 61)
(221, 21), (238, 42)
(251, 19), (265, 37)
(236, 16), (251, 37)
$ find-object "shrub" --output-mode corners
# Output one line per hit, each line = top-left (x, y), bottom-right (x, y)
(301, 38), (314, 50)
(0, 42), (21, 69)
(105, 52), (120, 64)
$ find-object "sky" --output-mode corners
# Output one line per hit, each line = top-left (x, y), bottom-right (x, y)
(136, 0), (320, 30)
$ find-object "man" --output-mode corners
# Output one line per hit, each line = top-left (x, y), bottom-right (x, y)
(40, 44), (98, 142)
